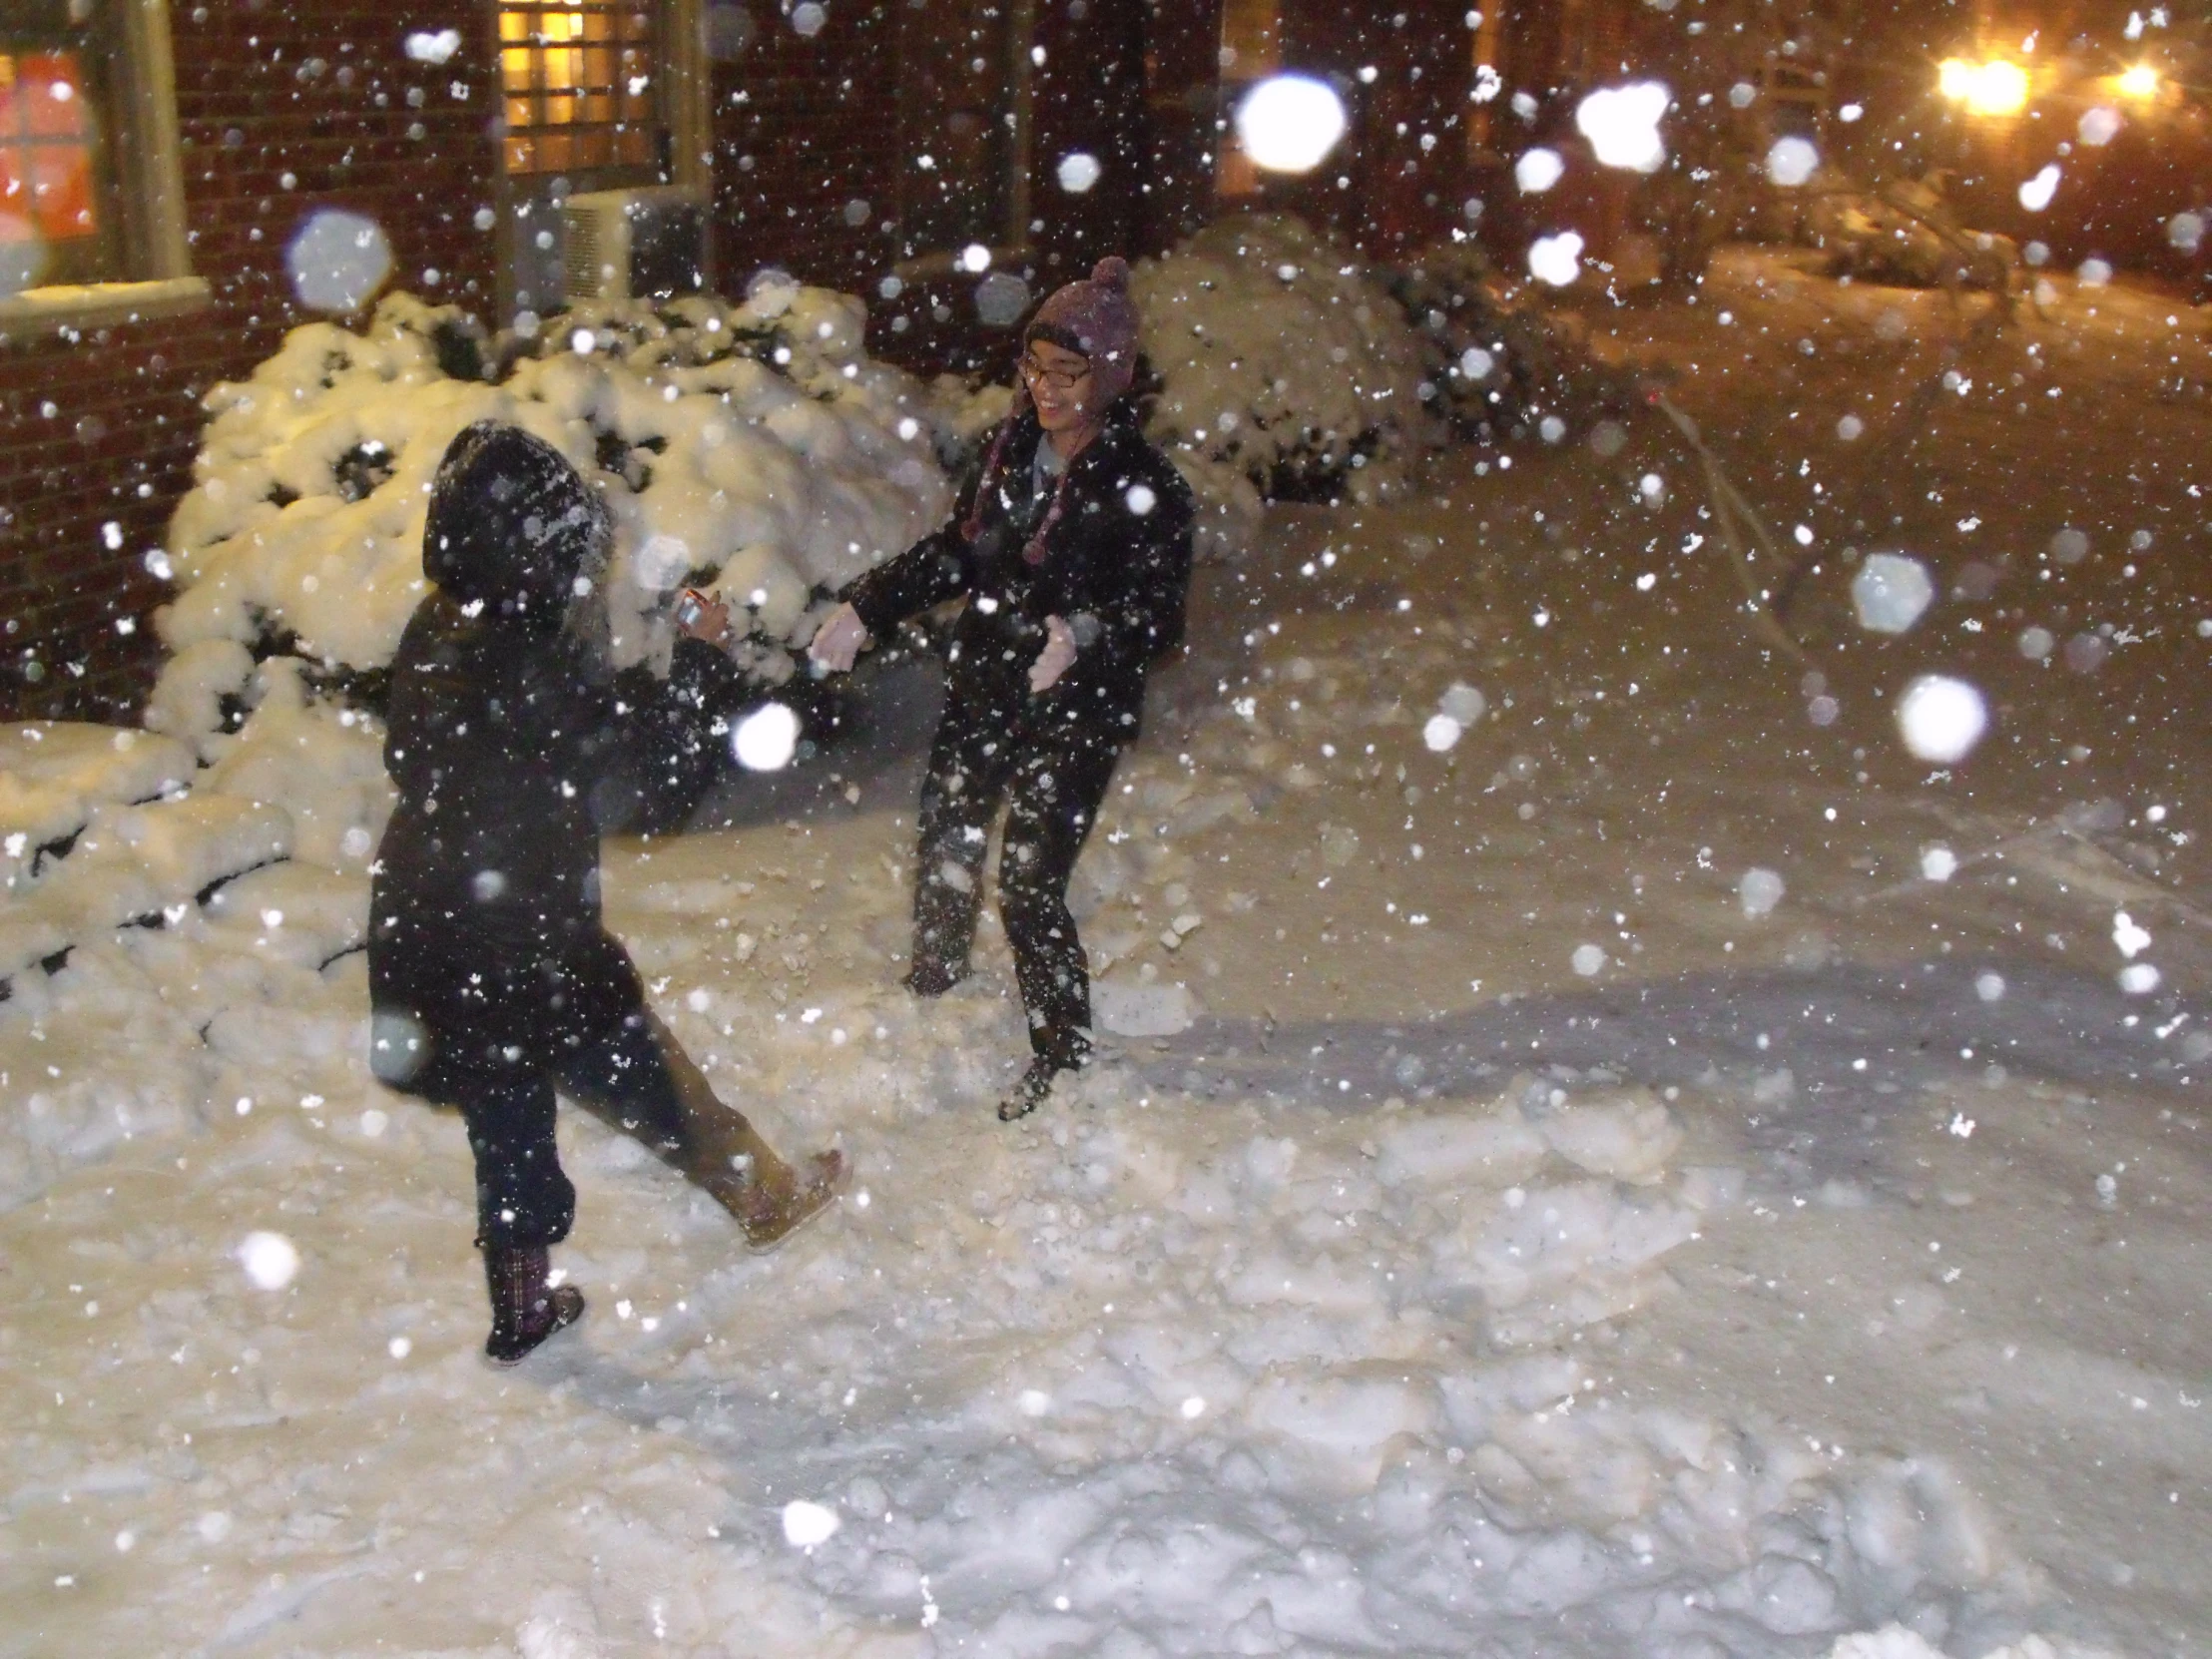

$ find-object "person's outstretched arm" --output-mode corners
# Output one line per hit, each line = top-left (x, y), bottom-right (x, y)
(813, 455), (990, 669)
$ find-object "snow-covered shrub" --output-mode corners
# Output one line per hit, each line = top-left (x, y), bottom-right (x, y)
(1133, 215), (1446, 553)
(1384, 237), (1644, 446)
(156, 283), (988, 743)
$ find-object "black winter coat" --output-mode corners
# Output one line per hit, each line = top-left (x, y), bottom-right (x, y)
(841, 403), (1195, 741)
(367, 422), (744, 1098)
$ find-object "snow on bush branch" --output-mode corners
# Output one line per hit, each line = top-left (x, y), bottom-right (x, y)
(152, 285), (1000, 742)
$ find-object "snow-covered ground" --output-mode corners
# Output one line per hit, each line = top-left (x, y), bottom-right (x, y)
(2, 250), (2208, 1657)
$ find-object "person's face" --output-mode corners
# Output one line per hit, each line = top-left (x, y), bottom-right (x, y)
(1020, 338), (1098, 434)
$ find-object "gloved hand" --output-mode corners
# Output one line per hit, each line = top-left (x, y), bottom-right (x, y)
(1029, 614), (1078, 694)
(808, 602), (869, 674)
(676, 593), (733, 648)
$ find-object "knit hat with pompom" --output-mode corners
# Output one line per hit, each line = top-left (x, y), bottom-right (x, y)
(1026, 256), (1142, 405)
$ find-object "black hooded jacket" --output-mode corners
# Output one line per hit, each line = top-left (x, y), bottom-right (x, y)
(368, 422), (744, 1090)
(840, 402), (1195, 741)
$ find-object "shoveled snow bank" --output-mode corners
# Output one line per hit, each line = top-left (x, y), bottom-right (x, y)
(153, 285), (989, 738)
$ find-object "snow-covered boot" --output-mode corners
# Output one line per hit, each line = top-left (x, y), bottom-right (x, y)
(483, 1245), (585, 1365)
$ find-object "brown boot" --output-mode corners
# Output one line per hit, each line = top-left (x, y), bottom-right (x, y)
(681, 1113), (848, 1253)
(646, 1013), (848, 1251)
(483, 1244), (586, 1365)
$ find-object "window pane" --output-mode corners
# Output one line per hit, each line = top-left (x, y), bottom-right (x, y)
(498, 3), (662, 176)
(0, 45), (108, 273)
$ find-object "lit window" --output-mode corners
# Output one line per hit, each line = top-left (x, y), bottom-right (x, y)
(0, 0), (196, 318)
(1, 13), (116, 285)
(499, 5), (660, 176)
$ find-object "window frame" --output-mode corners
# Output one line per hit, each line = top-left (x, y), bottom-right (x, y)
(0, 0), (205, 337)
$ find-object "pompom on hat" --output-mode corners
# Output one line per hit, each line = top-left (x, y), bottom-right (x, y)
(1025, 256), (1141, 405)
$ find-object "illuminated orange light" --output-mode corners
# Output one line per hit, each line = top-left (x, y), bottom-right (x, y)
(1937, 57), (2029, 117)
(2116, 64), (2159, 100)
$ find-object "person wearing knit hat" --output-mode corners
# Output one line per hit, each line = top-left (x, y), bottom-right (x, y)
(809, 258), (1196, 1122)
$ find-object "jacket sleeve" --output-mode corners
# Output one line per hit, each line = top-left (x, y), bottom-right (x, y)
(838, 456), (986, 638)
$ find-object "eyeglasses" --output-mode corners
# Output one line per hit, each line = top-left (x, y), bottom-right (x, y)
(1019, 353), (1092, 392)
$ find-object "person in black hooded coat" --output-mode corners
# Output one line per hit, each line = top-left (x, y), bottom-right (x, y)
(368, 420), (843, 1365)
(807, 260), (1196, 1121)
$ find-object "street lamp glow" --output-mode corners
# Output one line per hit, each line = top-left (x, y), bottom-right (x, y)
(1233, 75), (1349, 175)
(2116, 64), (2159, 100)
(1938, 58), (2029, 117)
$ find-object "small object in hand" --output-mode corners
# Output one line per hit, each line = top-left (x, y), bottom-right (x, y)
(674, 587), (712, 631)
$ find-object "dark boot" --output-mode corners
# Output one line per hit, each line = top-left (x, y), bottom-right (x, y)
(483, 1244), (585, 1365)
(1002, 1055), (1080, 1121)
(902, 957), (966, 998)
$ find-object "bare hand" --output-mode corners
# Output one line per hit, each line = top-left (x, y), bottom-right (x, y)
(1029, 614), (1078, 694)
(808, 602), (869, 674)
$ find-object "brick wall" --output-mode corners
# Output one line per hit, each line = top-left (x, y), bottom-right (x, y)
(1276, 0), (1470, 259)
(0, 0), (500, 722)
(711, 0), (1174, 377)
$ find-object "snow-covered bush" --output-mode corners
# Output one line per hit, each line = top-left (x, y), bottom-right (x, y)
(1385, 237), (1644, 446)
(1133, 215), (1446, 552)
(155, 284), (993, 745)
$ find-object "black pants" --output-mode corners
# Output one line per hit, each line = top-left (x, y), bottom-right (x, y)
(380, 1005), (716, 1250)
(909, 697), (1121, 1067)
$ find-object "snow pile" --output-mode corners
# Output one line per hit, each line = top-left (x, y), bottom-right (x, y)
(1134, 214), (1445, 550)
(155, 286), (979, 719)
(0, 723), (194, 891)
(0, 698), (374, 1208)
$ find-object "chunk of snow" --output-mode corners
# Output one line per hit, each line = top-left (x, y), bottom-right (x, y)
(285, 210), (393, 313)
(732, 704), (801, 772)
(403, 29), (460, 64)
(1513, 148), (1564, 194)
(2017, 164), (2061, 212)
(1234, 76), (1348, 175)
(2078, 106), (2122, 146)
(1575, 82), (1670, 172)
(1094, 978), (1196, 1037)
(1739, 866), (1786, 918)
(237, 1231), (299, 1291)
(1528, 232), (1585, 286)
(1895, 676), (1988, 765)
(1765, 136), (1819, 187)
(1851, 553), (1934, 634)
(1438, 683), (1485, 725)
(2119, 962), (2161, 995)
(781, 1500), (838, 1547)
(1056, 152), (1103, 194)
